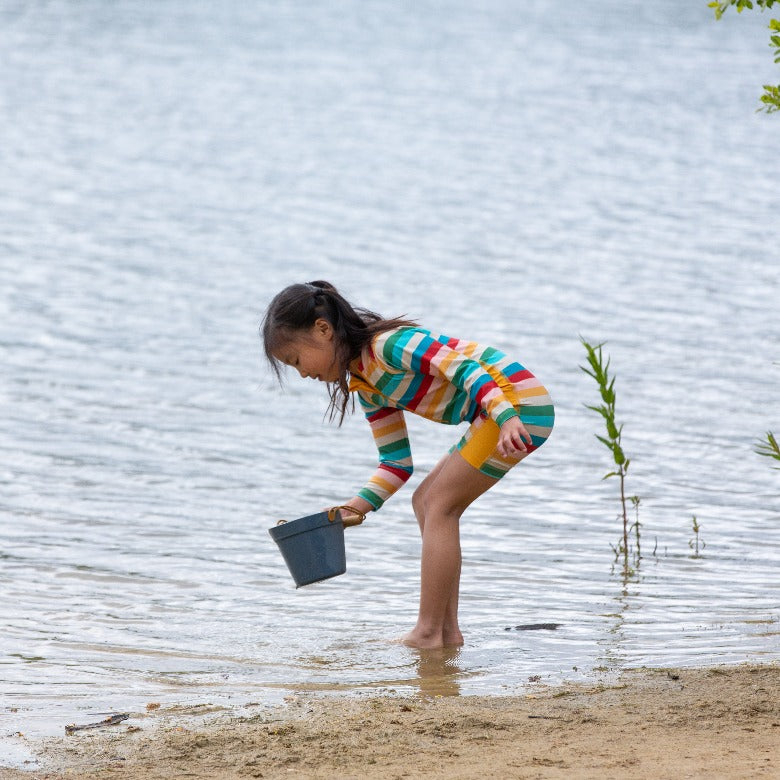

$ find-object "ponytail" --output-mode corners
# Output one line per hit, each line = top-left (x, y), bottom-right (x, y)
(261, 281), (416, 424)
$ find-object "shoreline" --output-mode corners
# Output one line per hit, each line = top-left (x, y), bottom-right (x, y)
(3, 662), (778, 780)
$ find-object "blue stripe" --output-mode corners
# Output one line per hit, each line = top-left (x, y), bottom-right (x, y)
(384, 328), (417, 369)
(481, 346), (507, 365)
(451, 359), (479, 388)
(405, 331), (434, 373)
(522, 415), (555, 428)
(397, 372), (428, 407)
(468, 372), (493, 399)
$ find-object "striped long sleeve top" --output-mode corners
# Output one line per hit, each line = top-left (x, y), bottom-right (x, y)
(348, 326), (549, 509)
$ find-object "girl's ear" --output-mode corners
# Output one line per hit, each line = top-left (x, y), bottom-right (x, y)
(313, 317), (334, 340)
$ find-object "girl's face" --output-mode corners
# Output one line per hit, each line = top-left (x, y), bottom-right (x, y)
(275, 319), (340, 383)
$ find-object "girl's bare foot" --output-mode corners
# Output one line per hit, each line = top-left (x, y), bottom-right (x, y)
(401, 629), (442, 649)
(401, 627), (464, 649)
(443, 628), (464, 647)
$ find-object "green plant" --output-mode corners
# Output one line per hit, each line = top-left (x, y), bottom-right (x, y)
(580, 338), (638, 573)
(755, 430), (780, 467)
(630, 495), (641, 559)
(689, 515), (705, 557)
(709, 0), (780, 113)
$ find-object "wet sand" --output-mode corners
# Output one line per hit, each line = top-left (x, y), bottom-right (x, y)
(3, 663), (778, 780)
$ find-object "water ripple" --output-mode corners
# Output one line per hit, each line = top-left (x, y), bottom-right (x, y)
(1, 0), (778, 754)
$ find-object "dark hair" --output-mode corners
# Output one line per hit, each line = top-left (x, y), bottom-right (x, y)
(261, 280), (416, 424)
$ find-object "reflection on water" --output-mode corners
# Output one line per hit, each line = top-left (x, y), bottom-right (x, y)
(1, 0), (779, 759)
(413, 648), (465, 698)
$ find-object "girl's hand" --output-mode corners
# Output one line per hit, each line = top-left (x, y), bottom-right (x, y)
(329, 497), (373, 527)
(497, 416), (532, 458)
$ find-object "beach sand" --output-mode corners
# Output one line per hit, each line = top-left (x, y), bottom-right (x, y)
(3, 663), (777, 780)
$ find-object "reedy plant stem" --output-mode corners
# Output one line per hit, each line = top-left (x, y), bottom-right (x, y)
(580, 338), (636, 574)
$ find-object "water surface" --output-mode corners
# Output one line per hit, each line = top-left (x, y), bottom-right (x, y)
(1, 0), (778, 764)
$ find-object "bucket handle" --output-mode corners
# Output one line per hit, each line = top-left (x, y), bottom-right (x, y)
(328, 505), (366, 528)
(275, 506), (366, 528)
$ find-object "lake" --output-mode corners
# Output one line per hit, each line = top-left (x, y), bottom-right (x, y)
(1, 0), (778, 766)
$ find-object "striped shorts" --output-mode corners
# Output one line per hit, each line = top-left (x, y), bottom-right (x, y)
(454, 385), (555, 480)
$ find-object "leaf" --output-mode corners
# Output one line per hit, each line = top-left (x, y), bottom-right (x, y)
(596, 434), (615, 450)
(755, 430), (780, 461)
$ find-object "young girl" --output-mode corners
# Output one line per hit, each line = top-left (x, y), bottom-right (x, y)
(262, 280), (554, 649)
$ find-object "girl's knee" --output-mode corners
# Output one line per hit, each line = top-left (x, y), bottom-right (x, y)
(411, 483), (427, 523)
(418, 486), (467, 522)
(413, 485), (461, 525)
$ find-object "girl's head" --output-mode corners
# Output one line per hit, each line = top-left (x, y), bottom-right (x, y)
(261, 280), (414, 423)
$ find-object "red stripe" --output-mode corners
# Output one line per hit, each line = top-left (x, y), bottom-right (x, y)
(405, 375), (435, 411)
(474, 381), (499, 407)
(506, 368), (533, 382)
(378, 464), (413, 482)
(418, 340), (443, 375)
(367, 407), (396, 423)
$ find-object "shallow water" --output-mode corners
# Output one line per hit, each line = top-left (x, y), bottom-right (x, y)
(1, 0), (778, 765)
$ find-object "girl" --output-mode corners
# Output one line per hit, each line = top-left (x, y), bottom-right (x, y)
(262, 280), (554, 649)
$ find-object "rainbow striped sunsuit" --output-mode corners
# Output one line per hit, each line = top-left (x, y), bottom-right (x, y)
(348, 326), (554, 509)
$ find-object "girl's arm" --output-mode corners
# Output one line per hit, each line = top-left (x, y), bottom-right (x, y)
(350, 398), (414, 511)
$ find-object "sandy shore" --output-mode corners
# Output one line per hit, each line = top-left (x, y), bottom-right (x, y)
(3, 663), (778, 780)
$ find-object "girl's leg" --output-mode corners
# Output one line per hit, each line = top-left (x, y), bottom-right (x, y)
(405, 450), (500, 649)
(405, 401), (553, 650)
(411, 454), (462, 645)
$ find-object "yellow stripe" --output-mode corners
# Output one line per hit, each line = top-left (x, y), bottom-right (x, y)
(420, 380), (451, 418)
(513, 385), (550, 400)
(437, 350), (459, 375)
(370, 476), (397, 493)
(458, 416), (500, 471)
(374, 418), (407, 436)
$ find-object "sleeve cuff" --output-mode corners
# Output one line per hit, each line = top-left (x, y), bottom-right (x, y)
(358, 487), (384, 510)
(495, 407), (520, 427)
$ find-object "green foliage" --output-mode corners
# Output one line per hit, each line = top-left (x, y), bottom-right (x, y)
(709, 0), (780, 113)
(580, 338), (638, 574)
(755, 430), (780, 467)
(630, 495), (641, 559)
(708, 0), (778, 18)
(580, 340), (629, 479)
(760, 84), (780, 112)
(689, 515), (705, 557)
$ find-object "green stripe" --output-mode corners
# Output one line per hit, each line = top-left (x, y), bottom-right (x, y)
(379, 439), (411, 459)
(481, 346), (502, 364)
(451, 360), (477, 388)
(519, 404), (555, 417)
(480, 462), (506, 479)
(382, 328), (414, 368)
(358, 487), (383, 509)
(496, 408), (519, 427)
(441, 396), (466, 424)
(374, 371), (397, 394)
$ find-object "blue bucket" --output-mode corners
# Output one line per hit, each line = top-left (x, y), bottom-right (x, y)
(269, 506), (365, 588)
